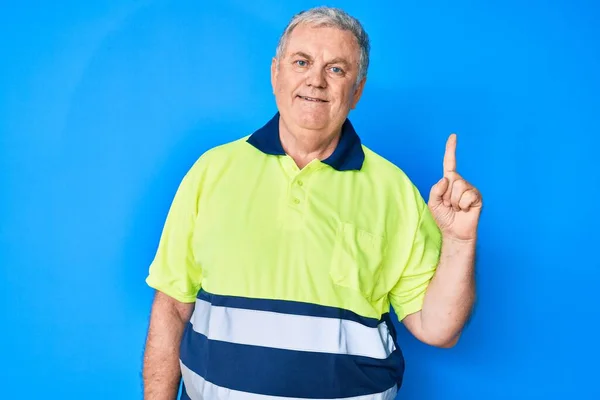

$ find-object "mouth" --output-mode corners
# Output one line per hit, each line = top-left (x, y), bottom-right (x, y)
(297, 95), (328, 103)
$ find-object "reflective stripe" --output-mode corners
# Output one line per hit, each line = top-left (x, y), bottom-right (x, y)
(180, 323), (404, 398)
(196, 289), (381, 328)
(181, 361), (398, 400)
(191, 298), (396, 359)
(179, 291), (405, 398)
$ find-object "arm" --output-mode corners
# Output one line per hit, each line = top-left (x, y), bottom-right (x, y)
(143, 292), (195, 399)
(402, 237), (476, 347)
(394, 133), (481, 348)
(142, 157), (207, 398)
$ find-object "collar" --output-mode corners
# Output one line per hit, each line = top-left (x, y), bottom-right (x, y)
(246, 112), (365, 171)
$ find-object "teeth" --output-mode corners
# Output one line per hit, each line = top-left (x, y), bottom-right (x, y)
(303, 96), (323, 102)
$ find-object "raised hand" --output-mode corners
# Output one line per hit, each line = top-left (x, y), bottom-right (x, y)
(428, 134), (482, 241)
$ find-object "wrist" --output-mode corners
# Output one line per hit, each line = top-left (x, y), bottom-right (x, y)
(441, 235), (477, 247)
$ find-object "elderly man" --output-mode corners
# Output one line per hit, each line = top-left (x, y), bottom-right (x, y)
(143, 6), (482, 400)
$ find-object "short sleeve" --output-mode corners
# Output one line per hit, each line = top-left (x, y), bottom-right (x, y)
(145, 160), (205, 303)
(388, 198), (442, 321)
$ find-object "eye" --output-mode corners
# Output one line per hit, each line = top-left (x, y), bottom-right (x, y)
(294, 60), (308, 67)
(330, 66), (344, 75)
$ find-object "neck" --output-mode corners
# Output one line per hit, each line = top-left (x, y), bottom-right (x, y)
(279, 117), (341, 169)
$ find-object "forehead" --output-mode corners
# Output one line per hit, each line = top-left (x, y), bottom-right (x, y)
(284, 24), (360, 61)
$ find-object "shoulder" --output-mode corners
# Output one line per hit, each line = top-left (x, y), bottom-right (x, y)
(360, 146), (437, 241)
(360, 145), (430, 224)
(361, 145), (405, 176)
(167, 135), (252, 200)
(362, 146), (422, 195)
(185, 135), (251, 175)
(196, 135), (251, 164)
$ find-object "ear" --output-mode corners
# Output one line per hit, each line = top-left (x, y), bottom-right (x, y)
(350, 77), (366, 109)
(271, 57), (278, 94)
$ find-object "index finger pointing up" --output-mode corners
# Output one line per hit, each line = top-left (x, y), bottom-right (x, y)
(443, 133), (457, 176)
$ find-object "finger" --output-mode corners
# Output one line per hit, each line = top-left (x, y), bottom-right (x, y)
(429, 177), (449, 206)
(458, 189), (481, 211)
(450, 179), (469, 211)
(443, 133), (457, 177)
(442, 178), (454, 207)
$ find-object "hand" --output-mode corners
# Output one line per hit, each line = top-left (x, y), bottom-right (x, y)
(428, 134), (482, 241)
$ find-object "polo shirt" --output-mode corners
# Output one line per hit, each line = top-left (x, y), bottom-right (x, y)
(145, 112), (442, 400)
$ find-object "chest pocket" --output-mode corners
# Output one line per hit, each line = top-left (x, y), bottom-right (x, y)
(329, 222), (387, 301)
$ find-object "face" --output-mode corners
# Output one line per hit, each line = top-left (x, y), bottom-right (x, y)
(271, 24), (366, 135)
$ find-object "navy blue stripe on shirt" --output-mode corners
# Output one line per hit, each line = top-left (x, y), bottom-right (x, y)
(180, 322), (404, 399)
(197, 289), (384, 328)
(180, 384), (192, 400)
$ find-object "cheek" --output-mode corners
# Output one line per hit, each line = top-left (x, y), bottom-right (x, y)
(344, 87), (357, 104)
(274, 81), (288, 100)
(275, 76), (295, 96)
(332, 87), (352, 106)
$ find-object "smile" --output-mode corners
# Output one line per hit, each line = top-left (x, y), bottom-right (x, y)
(298, 95), (328, 102)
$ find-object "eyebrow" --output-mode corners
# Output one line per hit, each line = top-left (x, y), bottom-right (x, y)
(290, 52), (351, 68)
(327, 57), (351, 68)
(291, 51), (313, 60)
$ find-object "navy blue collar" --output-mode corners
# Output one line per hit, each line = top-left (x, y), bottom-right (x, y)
(246, 113), (365, 171)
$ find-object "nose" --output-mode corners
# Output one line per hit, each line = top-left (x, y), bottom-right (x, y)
(305, 66), (327, 88)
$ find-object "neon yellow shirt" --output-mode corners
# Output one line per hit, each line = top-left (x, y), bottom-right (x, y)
(146, 113), (441, 400)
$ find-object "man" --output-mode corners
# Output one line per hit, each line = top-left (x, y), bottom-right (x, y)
(143, 6), (482, 400)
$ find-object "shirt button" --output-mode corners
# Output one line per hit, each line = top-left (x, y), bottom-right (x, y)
(297, 180), (304, 187)
(293, 198), (300, 204)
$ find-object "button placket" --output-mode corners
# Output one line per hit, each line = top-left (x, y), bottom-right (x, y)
(290, 184), (303, 207)
(289, 171), (309, 208)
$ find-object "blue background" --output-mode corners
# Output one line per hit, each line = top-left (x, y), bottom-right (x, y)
(1, 0), (598, 398)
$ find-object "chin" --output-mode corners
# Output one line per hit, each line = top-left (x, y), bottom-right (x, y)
(293, 111), (331, 131)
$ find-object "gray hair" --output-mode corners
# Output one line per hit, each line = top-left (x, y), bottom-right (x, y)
(275, 7), (370, 84)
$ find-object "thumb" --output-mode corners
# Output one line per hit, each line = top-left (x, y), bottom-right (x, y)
(429, 177), (449, 206)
